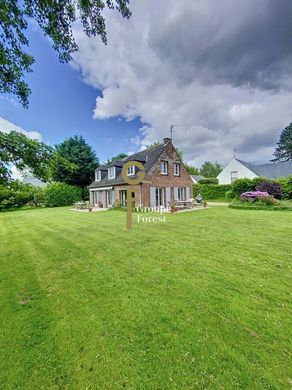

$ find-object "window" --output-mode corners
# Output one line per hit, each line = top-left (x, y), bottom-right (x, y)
(95, 171), (101, 181)
(178, 188), (186, 201)
(156, 188), (164, 206)
(160, 161), (168, 175)
(231, 171), (238, 182)
(119, 190), (127, 206)
(127, 165), (135, 176)
(174, 163), (180, 176)
(108, 167), (116, 179)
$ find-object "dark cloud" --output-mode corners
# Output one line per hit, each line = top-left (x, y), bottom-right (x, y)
(150, 0), (292, 90)
(72, 0), (292, 165)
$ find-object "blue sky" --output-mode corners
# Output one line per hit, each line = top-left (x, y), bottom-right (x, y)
(1, 1), (292, 166)
(0, 25), (142, 164)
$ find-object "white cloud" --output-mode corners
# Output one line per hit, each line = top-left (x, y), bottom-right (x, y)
(0, 117), (42, 141)
(71, 0), (292, 166)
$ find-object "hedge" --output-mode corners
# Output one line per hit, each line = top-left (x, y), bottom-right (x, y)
(230, 176), (292, 199)
(193, 184), (232, 200)
(229, 204), (291, 211)
(198, 177), (219, 185)
(0, 181), (83, 211)
(0, 182), (44, 211)
(44, 182), (82, 207)
(193, 175), (292, 201)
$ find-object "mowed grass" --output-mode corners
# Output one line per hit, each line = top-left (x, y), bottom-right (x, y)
(0, 207), (291, 389)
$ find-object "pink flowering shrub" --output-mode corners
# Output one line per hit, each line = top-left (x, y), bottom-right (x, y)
(240, 191), (276, 205)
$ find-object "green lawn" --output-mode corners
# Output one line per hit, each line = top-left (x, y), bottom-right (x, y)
(0, 207), (291, 389)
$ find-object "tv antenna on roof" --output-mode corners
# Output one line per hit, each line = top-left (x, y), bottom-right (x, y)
(234, 148), (237, 159)
(170, 124), (181, 140)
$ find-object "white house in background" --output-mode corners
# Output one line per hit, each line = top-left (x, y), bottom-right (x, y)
(21, 169), (47, 187)
(217, 158), (292, 184)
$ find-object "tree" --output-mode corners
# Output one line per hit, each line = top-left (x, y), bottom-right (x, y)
(0, 0), (131, 107)
(184, 163), (200, 175)
(52, 135), (98, 187)
(146, 142), (161, 149)
(0, 130), (54, 183)
(271, 123), (292, 162)
(107, 153), (128, 164)
(200, 161), (222, 178)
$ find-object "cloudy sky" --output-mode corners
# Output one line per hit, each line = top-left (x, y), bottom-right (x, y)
(1, 0), (292, 166)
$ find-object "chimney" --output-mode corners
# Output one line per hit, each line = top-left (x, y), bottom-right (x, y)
(163, 137), (172, 144)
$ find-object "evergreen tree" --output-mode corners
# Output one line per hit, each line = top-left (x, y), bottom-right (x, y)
(272, 123), (292, 162)
(52, 136), (98, 187)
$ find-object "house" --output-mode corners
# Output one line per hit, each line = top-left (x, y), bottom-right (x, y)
(190, 175), (205, 184)
(88, 138), (193, 208)
(21, 169), (47, 187)
(217, 158), (292, 184)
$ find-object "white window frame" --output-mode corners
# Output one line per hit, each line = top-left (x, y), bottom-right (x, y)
(127, 165), (135, 176)
(160, 161), (168, 175)
(155, 188), (165, 207)
(178, 188), (186, 201)
(174, 163), (180, 176)
(108, 167), (116, 179)
(95, 171), (101, 181)
(231, 171), (238, 182)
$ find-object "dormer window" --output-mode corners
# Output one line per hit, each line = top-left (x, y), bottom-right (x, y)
(174, 163), (180, 176)
(108, 167), (116, 179)
(95, 171), (101, 181)
(160, 161), (168, 175)
(127, 165), (135, 176)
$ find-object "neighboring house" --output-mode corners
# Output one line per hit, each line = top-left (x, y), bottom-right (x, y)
(21, 170), (47, 187)
(190, 175), (205, 184)
(88, 138), (193, 208)
(217, 158), (292, 184)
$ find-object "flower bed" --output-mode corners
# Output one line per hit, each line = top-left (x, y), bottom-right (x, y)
(240, 191), (270, 201)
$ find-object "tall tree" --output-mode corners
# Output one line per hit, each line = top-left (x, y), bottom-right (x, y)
(0, 0), (131, 107)
(0, 130), (54, 183)
(184, 163), (200, 175)
(200, 161), (222, 178)
(52, 135), (98, 187)
(271, 123), (292, 162)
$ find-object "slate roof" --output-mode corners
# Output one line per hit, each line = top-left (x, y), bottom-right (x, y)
(89, 143), (166, 189)
(236, 159), (292, 179)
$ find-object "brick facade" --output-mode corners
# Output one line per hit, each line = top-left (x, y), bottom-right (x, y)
(89, 138), (193, 208)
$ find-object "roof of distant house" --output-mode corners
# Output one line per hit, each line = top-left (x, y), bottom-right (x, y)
(190, 175), (205, 183)
(236, 159), (292, 179)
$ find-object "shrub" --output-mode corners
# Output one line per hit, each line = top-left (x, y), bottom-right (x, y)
(198, 177), (219, 185)
(225, 190), (234, 200)
(193, 184), (232, 200)
(44, 182), (82, 207)
(230, 178), (254, 198)
(0, 182), (45, 211)
(240, 191), (269, 201)
(229, 203), (291, 211)
(240, 191), (275, 205)
(255, 181), (282, 199)
(277, 176), (292, 199)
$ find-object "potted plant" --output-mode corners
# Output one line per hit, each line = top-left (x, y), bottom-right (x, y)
(170, 201), (177, 213)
